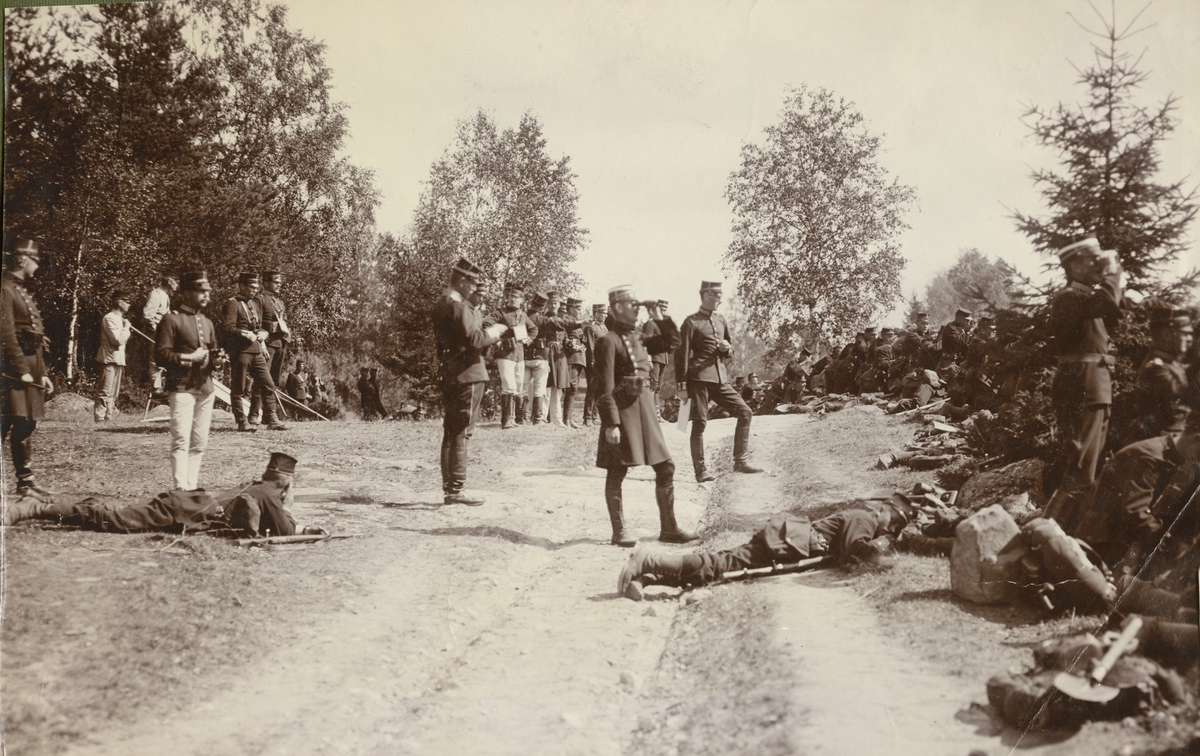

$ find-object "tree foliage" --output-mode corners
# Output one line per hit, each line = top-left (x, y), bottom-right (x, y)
(922, 248), (1015, 325)
(1011, 4), (1197, 289)
(724, 85), (915, 359)
(3, 0), (378, 377)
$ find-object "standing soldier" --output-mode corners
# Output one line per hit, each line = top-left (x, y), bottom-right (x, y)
(222, 272), (287, 432)
(523, 292), (552, 425)
(1, 238), (54, 500)
(1124, 307), (1192, 446)
(595, 285), (694, 546)
(156, 271), (225, 491)
(357, 367), (375, 420)
(490, 282), (537, 429)
(675, 281), (763, 482)
(543, 292), (567, 426)
(561, 297), (589, 428)
(249, 271), (290, 425)
(581, 303), (608, 426)
(642, 299), (672, 418)
(139, 273), (178, 386)
(94, 290), (132, 422)
(1044, 235), (1123, 516)
(433, 258), (505, 506)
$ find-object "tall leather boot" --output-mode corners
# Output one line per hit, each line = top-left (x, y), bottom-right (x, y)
(531, 396), (543, 425)
(563, 389), (579, 428)
(656, 482), (698, 544)
(605, 483), (636, 547)
(733, 422), (763, 474)
(515, 396), (527, 425)
(690, 436), (714, 482)
(618, 544), (688, 600)
(501, 395), (514, 429)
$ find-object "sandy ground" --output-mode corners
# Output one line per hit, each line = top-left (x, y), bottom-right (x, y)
(5, 410), (1167, 755)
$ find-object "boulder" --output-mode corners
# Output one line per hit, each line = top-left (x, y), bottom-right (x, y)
(43, 392), (94, 422)
(957, 458), (1045, 513)
(951, 504), (1023, 604)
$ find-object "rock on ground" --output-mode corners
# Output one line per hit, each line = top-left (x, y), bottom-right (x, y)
(957, 458), (1045, 513)
(951, 504), (1022, 605)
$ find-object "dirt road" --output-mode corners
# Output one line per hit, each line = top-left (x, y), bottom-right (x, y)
(7, 410), (1157, 755)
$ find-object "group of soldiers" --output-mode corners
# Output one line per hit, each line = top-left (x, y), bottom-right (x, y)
(433, 260), (763, 529)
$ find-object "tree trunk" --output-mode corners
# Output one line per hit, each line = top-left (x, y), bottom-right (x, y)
(65, 238), (86, 382)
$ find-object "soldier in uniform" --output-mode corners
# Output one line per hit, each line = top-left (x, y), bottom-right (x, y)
(595, 285), (694, 546)
(561, 297), (588, 428)
(617, 498), (916, 600)
(1, 238), (54, 500)
(522, 292), (552, 425)
(222, 272), (287, 432)
(249, 271), (290, 424)
(956, 316), (1000, 410)
(489, 282), (538, 429)
(433, 258), (505, 506)
(936, 308), (974, 375)
(156, 271), (226, 491)
(1124, 307), (1192, 446)
(642, 299), (671, 418)
(676, 281), (763, 482)
(1044, 235), (1123, 516)
(581, 303), (608, 426)
(542, 292), (567, 426)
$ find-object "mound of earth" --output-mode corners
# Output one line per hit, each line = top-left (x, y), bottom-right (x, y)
(44, 391), (93, 421)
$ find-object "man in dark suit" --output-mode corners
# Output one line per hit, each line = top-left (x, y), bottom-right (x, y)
(594, 284), (694, 546)
(433, 258), (505, 506)
(1, 238), (54, 500)
(675, 281), (762, 482)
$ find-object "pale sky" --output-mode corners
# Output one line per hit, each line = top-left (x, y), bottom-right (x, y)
(280, 0), (1200, 323)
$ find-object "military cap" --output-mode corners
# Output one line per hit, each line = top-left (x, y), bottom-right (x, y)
(180, 271), (212, 292)
(700, 281), (723, 293)
(800, 347), (813, 357)
(545, 291), (560, 302)
(529, 291), (548, 308)
(592, 303), (607, 314)
(879, 327), (894, 337)
(110, 289), (130, 303)
(955, 308), (972, 319)
(565, 297), (583, 308)
(503, 281), (524, 294)
(263, 270), (282, 282)
(914, 312), (929, 320)
(451, 257), (482, 280)
(1058, 235), (1101, 263)
(864, 326), (877, 336)
(608, 284), (637, 303)
(1149, 306), (1193, 329)
(239, 271), (260, 285)
(9, 238), (41, 260)
(1164, 406), (1191, 434)
(266, 452), (297, 476)
(977, 316), (994, 326)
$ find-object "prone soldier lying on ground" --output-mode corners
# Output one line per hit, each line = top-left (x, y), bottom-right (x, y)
(616, 496), (917, 600)
(3, 452), (310, 538)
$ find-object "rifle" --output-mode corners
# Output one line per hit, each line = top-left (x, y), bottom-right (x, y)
(720, 555), (830, 582)
(236, 532), (357, 548)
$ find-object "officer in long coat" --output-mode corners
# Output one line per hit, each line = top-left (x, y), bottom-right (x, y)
(561, 297), (589, 428)
(1124, 307), (1192, 446)
(433, 258), (504, 506)
(1044, 236), (1123, 516)
(1, 238), (54, 500)
(676, 281), (762, 481)
(581, 303), (608, 426)
(595, 285), (694, 546)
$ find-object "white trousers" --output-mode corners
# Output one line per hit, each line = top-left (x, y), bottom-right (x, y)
(169, 389), (216, 491)
(496, 358), (525, 395)
(524, 359), (549, 400)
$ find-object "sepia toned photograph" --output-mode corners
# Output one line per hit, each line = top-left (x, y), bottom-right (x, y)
(2, 0), (1199, 753)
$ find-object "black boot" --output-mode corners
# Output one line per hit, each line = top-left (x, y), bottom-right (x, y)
(563, 389), (579, 428)
(605, 484), (636, 547)
(690, 436), (714, 482)
(656, 482), (697, 544)
(501, 395), (514, 429)
(515, 396), (527, 425)
(733, 421), (762, 473)
(531, 397), (543, 425)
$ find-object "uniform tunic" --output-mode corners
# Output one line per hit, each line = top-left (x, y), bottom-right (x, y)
(594, 318), (679, 468)
(1127, 349), (1189, 444)
(1, 272), (47, 420)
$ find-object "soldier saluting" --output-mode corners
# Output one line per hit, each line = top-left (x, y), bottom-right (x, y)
(1, 238), (54, 501)
(675, 281), (762, 482)
(433, 258), (505, 506)
(1044, 235), (1123, 517)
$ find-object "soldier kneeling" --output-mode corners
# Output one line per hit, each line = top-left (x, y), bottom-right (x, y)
(4, 452), (301, 538)
(617, 498), (915, 600)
